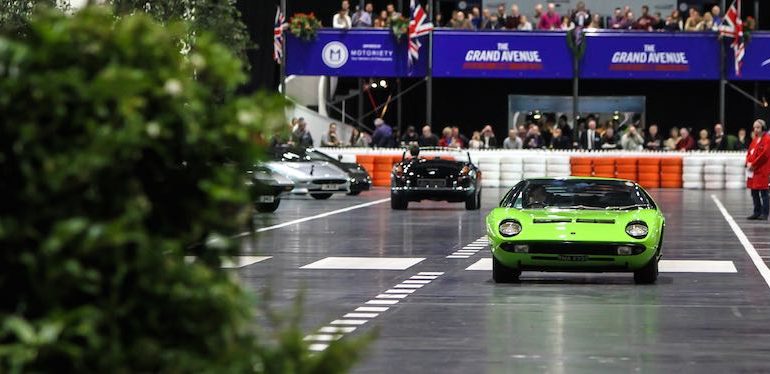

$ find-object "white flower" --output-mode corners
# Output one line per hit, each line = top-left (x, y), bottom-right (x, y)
(146, 122), (161, 138)
(237, 110), (255, 124)
(163, 79), (183, 96)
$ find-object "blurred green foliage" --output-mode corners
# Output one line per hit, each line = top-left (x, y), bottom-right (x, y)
(0, 7), (369, 373)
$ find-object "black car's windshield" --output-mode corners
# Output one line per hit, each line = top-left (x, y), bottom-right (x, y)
(502, 179), (653, 210)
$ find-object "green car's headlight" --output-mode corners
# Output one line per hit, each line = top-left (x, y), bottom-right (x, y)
(499, 220), (522, 237)
(625, 221), (648, 239)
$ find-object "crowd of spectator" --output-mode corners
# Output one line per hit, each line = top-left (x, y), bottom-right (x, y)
(329, 0), (759, 32)
(274, 115), (753, 153)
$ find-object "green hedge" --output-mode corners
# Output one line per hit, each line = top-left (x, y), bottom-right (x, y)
(0, 7), (367, 373)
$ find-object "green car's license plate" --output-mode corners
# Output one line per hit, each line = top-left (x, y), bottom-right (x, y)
(558, 255), (588, 262)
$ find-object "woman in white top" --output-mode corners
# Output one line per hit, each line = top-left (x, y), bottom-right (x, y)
(333, 2), (352, 30)
(468, 131), (484, 150)
(517, 15), (533, 30)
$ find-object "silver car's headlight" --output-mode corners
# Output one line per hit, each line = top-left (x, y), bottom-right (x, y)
(499, 220), (522, 237)
(625, 222), (648, 239)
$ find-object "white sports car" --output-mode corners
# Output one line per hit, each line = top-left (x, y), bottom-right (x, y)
(265, 146), (351, 199)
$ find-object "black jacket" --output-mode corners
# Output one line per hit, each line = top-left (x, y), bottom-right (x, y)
(418, 134), (439, 147)
(579, 130), (602, 150)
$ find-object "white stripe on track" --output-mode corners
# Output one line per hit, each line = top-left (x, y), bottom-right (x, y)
(712, 195), (770, 289)
(235, 198), (391, 236)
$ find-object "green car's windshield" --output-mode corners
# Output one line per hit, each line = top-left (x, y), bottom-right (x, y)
(502, 179), (654, 210)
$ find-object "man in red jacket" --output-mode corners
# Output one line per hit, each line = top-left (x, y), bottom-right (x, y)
(676, 127), (696, 151)
(746, 119), (770, 220)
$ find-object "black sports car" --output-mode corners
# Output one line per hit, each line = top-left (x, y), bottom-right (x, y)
(307, 148), (372, 195)
(390, 146), (482, 210)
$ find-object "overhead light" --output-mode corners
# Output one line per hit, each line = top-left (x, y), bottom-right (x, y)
(379, 80), (388, 88)
(371, 82), (378, 88)
(532, 110), (542, 120)
(612, 111), (620, 121)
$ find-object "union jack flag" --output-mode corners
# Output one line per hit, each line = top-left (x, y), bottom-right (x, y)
(719, 0), (745, 76)
(408, 0), (433, 66)
(274, 6), (286, 63)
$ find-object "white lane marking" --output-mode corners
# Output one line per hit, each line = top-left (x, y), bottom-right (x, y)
(659, 260), (737, 273)
(308, 343), (329, 352)
(330, 319), (368, 325)
(306, 272), (443, 352)
(376, 294), (407, 299)
(465, 258), (738, 273)
(304, 334), (342, 342)
(301, 257), (425, 270)
(237, 198), (391, 236)
(319, 326), (356, 333)
(712, 195), (770, 288)
(366, 299), (399, 305)
(343, 313), (379, 318)
(446, 255), (470, 259)
(394, 284), (423, 288)
(410, 275), (439, 280)
(464, 245), (486, 248)
(455, 250), (479, 254)
(355, 306), (389, 312)
(385, 289), (415, 294)
(401, 279), (431, 284)
(466, 259), (492, 270)
(418, 272), (445, 275)
(184, 256), (272, 269)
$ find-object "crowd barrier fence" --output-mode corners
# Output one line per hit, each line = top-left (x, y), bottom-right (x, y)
(318, 148), (749, 190)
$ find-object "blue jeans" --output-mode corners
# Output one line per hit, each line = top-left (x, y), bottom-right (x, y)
(751, 189), (770, 217)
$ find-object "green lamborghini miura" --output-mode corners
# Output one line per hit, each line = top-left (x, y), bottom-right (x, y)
(486, 177), (665, 284)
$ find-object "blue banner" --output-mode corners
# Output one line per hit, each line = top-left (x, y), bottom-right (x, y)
(285, 29), (770, 80)
(431, 31), (573, 79)
(727, 33), (770, 81)
(579, 31), (720, 80)
(285, 29), (427, 77)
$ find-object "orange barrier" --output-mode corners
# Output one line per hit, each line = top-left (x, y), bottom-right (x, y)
(571, 165), (592, 177)
(636, 158), (661, 188)
(615, 158), (637, 181)
(570, 156), (593, 177)
(593, 158), (616, 178)
(566, 156), (684, 189)
(371, 155), (396, 186)
(659, 157), (683, 188)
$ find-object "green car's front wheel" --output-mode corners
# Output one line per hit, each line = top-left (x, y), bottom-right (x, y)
(492, 256), (521, 283)
(634, 258), (659, 284)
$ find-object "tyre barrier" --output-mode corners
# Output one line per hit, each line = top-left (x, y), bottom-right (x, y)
(320, 148), (749, 190)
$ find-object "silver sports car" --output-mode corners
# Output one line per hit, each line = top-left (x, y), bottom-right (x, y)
(265, 146), (350, 199)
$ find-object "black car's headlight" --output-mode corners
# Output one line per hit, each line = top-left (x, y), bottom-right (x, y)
(625, 221), (648, 239)
(499, 220), (522, 237)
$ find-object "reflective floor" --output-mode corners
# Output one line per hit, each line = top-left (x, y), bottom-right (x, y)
(236, 187), (770, 373)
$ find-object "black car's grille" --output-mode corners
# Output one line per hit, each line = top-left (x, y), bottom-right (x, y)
(313, 179), (347, 185)
(500, 242), (646, 256)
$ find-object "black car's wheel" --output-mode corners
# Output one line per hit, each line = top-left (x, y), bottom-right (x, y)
(391, 195), (408, 210)
(255, 199), (280, 213)
(310, 193), (333, 200)
(634, 258), (659, 284)
(492, 256), (521, 283)
(465, 191), (480, 210)
(347, 190), (362, 196)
